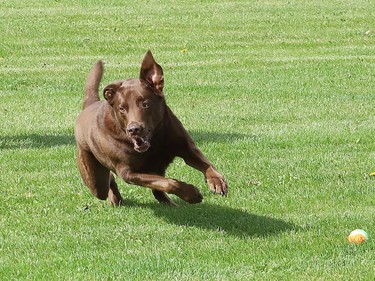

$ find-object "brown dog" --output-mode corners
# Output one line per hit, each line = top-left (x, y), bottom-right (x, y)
(74, 51), (228, 206)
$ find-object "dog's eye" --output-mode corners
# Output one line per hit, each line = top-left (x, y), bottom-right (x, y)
(119, 106), (126, 113)
(141, 101), (150, 109)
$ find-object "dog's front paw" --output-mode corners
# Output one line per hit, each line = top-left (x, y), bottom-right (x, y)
(205, 167), (228, 196)
(173, 182), (203, 204)
(207, 175), (228, 196)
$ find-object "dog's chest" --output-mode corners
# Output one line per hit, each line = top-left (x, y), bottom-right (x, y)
(127, 145), (175, 174)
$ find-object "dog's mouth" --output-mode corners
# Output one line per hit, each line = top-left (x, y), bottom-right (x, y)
(131, 135), (151, 153)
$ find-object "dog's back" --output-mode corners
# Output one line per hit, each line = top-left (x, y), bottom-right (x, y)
(83, 60), (104, 110)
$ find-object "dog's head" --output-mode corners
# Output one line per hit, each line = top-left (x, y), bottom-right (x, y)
(103, 51), (166, 153)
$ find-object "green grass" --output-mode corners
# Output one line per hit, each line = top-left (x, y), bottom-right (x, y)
(1, 0), (374, 280)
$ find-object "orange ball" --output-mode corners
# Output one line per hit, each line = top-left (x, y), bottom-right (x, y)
(348, 229), (369, 244)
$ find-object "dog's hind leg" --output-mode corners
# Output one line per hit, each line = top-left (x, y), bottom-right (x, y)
(152, 190), (176, 206)
(108, 174), (123, 206)
(77, 146), (122, 204)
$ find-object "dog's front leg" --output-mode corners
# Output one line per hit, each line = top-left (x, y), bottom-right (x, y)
(180, 141), (228, 196)
(118, 170), (203, 204)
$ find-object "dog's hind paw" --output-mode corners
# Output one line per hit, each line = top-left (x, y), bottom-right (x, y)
(152, 190), (177, 206)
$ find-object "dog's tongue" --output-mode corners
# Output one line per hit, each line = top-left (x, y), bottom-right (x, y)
(132, 136), (150, 153)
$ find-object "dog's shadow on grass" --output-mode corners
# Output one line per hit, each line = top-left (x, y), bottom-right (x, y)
(140, 202), (295, 238)
(0, 133), (75, 149)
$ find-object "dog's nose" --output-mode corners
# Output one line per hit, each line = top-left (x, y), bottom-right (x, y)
(127, 122), (143, 136)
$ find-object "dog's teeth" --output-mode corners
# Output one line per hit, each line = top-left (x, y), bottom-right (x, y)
(141, 137), (150, 145)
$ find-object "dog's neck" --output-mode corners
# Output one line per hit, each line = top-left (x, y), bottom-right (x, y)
(149, 106), (169, 146)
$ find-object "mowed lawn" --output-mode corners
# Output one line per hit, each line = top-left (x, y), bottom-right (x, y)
(1, 0), (374, 280)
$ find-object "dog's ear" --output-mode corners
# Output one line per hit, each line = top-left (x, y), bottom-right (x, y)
(103, 83), (121, 105)
(140, 50), (164, 96)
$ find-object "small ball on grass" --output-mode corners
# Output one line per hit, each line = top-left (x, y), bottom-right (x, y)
(347, 229), (369, 244)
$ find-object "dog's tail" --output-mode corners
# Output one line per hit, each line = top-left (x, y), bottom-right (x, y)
(83, 60), (104, 110)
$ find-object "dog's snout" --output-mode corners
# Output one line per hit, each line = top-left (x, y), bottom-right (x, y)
(127, 122), (143, 136)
